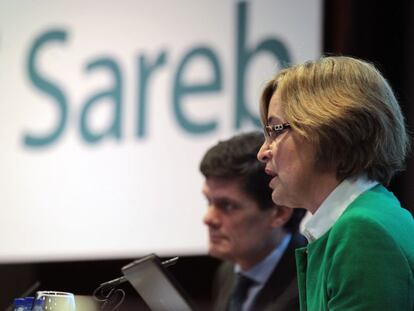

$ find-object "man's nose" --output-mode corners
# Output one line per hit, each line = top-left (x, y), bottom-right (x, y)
(203, 206), (221, 228)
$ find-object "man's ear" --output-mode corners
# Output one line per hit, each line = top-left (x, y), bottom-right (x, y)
(270, 205), (293, 228)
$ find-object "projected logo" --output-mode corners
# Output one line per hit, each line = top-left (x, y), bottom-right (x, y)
(23, 2), (291, 148)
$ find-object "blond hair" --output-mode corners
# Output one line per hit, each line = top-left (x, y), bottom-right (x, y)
(260, 56), (410, 185)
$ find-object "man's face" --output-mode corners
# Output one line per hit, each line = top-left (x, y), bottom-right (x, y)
(202, 177), (278, 269)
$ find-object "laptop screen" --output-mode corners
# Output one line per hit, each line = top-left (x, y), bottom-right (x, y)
(122, 254), (195, 311)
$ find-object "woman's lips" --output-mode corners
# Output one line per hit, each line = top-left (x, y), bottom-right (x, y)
(266, 168), (278, 189)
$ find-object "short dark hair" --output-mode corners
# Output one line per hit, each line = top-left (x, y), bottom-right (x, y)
(200, 131), (304, 233)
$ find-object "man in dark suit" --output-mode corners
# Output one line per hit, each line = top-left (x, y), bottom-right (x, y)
(200, 131), (305, 311)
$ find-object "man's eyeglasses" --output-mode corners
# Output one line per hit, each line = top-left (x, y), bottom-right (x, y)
(264, 123), (291, 141)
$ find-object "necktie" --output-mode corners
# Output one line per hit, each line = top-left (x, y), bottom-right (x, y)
(228, 273), (255, 311)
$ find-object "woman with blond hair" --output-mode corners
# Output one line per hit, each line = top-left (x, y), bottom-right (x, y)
(257, 56), (414, 310)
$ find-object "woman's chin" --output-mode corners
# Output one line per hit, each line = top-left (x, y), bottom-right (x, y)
(271, 189), (283, 206)
(271, 190), (293, 208)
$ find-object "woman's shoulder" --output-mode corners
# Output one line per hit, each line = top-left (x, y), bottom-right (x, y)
(340, 184), (411, 223)
(330, 186), (414, 251)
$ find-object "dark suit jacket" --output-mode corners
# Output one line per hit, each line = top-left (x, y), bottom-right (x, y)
(211, 232), (306, 311)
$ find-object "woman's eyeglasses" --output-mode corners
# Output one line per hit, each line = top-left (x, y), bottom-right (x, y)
(264, 123), (291, 141)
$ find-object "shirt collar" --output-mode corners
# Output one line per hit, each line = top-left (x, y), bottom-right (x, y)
(301, 175), (378, 243)
(235, 233), (291, 285)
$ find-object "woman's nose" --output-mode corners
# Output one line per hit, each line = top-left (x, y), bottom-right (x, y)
(257, 141), (272, 163)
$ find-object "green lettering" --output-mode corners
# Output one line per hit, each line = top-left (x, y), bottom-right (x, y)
(137, 51), (167, 138)
(80, 58), (123, 143)
(235, 2), (291, 128)
(24, 29), (68, 147)
(173, 47), (222, 134)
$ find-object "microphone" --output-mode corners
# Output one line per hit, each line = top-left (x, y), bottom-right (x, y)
(98, 276), (126, 288)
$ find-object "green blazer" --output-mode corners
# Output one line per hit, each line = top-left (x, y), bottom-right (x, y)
(295, 185), (414, 311)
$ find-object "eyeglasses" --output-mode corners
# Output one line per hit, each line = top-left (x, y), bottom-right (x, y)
(264, 123), (291, 141)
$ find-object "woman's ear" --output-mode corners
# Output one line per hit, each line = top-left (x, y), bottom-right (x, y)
(270, 205), (293, 228)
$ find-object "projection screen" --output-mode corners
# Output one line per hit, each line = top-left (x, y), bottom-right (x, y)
(0, 0), (322, 262)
